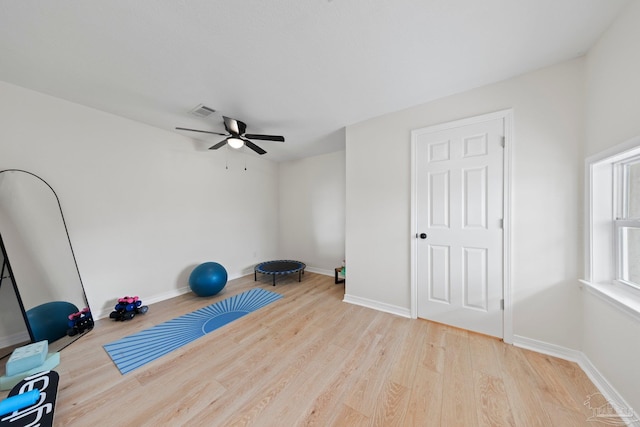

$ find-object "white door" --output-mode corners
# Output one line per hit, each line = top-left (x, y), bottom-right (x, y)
(414, 115), (505, 338)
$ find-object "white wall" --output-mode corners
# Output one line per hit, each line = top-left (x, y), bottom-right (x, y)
(0, 81), (280, 318)
(346, 58), (585, 349)
(585, 0), (640, 158)
(278, 149), (345, 274)
(584, 0), (640, 413)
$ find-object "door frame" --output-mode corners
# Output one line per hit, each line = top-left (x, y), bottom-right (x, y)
(410, 109), (513, 343)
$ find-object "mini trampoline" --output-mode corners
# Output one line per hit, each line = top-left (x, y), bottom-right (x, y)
(254, 260), (306, 286)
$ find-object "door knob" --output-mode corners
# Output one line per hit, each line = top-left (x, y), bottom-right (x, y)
(418, 233), (427, 239)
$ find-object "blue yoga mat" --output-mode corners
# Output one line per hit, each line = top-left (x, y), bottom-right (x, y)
(104, 288), (282, 374)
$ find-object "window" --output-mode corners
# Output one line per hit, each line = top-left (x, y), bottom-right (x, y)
(614, 158), (640, 289)
(584, 136), (640, 318)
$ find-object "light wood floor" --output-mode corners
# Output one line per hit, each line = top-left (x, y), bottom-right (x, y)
(1, 272), (614, 426)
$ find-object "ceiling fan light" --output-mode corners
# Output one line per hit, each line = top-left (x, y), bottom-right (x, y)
(227, 137), (244, 149)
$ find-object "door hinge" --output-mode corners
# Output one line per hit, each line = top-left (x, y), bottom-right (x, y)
(499, 219), (503, 229)
(500, 136), (506, 148)
(500, 299), (504, 310)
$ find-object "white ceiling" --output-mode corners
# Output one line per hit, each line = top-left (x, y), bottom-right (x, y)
(0, 0), (630, 162)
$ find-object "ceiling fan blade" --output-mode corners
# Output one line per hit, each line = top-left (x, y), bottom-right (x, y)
(209, 139), (228, 150)
(176, 127), (227, 136)
(222, 116), (247, 136)
(244, 139), (267, 155)
(245, 134), (285, 142)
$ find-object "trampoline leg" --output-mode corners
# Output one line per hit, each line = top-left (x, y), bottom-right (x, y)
(254, 271), (257, 281)
(298, 270), (301, 282)
(273, 275), (276, 286)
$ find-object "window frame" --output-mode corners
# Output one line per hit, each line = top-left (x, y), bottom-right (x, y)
(583, 136), (640, 321)
(613, 157), (640, 291)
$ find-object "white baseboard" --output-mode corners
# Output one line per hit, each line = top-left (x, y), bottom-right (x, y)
(512, 335), (583, 361)
(142, 286), (192, 307)
(513, 335), (639, 427)
(304, 266), (334, 277)
(93, 271), (254, 319)
(343, 293), (411, 318)
(91, 267), (324, 320)
(0, 330), (30, 349)
(93, 285), (192, 320)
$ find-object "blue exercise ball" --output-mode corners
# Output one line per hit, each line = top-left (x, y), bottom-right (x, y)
(189, 262), (228, 297)
(26, 301), (79, 343)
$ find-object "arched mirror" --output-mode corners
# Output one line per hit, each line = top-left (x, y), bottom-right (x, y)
(0, 169), (91, 358)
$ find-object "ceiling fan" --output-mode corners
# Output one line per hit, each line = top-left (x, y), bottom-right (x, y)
(176, 116), (285, 155)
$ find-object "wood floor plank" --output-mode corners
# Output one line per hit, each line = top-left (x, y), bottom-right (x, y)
(331, 403), (371, 427)
(389, 318), (429, 387)
(258, 343), (348, 426)
(216, 364), (302, 427)
(342, 315), (407, 417)
(473, 370), (516, 427)
(405, 364), (443, 426)
(0, 272), (615, 426)
(298, 313), (388, 425)
(522, 349), (582, 411)
(370, 379), (410, 426)
(557, 358), (627, 425)
(440, 330), (479, 427)
(492, 343), (555, 426)
(422, 321), (447, 374)
(521, 350), (628, 426)
(468, 332), (502, 378)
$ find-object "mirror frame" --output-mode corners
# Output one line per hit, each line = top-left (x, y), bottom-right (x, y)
(0, 169), (91, 351)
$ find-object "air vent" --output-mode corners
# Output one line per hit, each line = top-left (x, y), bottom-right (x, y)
(190, 104), (216, 118)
